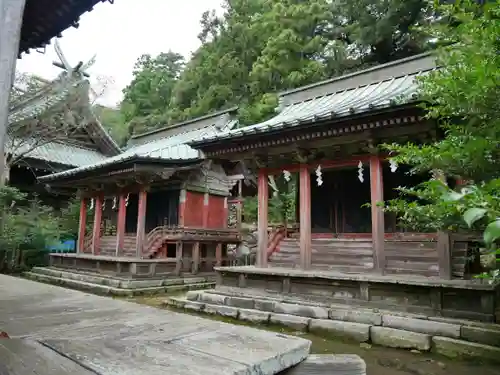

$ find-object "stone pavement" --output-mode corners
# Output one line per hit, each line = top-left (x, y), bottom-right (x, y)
(0, 274), (310, 374)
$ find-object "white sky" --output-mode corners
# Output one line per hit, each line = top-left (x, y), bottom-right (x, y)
(16, 0), (224, 108)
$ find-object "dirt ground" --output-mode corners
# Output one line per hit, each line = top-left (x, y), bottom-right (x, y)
(127, 296), (500, 375)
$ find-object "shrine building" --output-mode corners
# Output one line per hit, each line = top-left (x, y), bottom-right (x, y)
(38, 108), (244, 281)
(188, 52), (500, 323)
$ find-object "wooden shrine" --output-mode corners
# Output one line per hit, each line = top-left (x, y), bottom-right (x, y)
(189, 53), (500, 323)
(40, 108), (243, 279)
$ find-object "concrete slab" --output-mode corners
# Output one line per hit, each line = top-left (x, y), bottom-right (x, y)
(0, 274), (310, 374)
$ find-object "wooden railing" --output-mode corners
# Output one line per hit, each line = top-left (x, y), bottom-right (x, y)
(144, 226), (242, 259)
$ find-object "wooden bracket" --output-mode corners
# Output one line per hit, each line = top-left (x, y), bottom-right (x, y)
(294, 147), (311, 163)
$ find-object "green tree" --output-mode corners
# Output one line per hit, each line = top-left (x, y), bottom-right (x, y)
(93, 104), (128, 146)
(121, 51), (185, 136)
(384, 1), (500, 276)
(330, 0), (431, 64)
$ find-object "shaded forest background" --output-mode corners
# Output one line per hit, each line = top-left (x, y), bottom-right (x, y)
(96, 0), (436, 146)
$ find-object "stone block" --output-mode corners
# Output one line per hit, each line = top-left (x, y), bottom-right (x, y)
(275, 303), (329, 319)
(198, 293), (227, 305)
(185, 291), (201, 301)
(371, 326), (431, 351)
(283, 354), (366, 375)
(184, 301), (205, 312)
(255, 299), (277, 312)
(432, 336), (500, 363)
(329, 308), (382, 326)
(309, 319), (370, 343)
(165, 297), (187, 309)
(238, 308), (270, 324)
(226, 296), (255, 310)
(461, 326), (500, 347)
(270, 313), (310, 331)
(382, 315), (461, 338)
(204, 304), (239, 318)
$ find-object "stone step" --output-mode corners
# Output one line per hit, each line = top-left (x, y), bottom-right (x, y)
(283, 354), (366, 375)
(184, 289), (500, 350)
(24, 272), (215, 297)
(204, 287), (500, 333)
(165, 295), (500, 363)
(30, 267), (214, 289)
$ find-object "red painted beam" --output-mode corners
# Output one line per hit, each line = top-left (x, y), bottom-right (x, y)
(77, 198), (86, 253)
(369, 155), (386, 272)
(91, 195), (103, 255)
(135, 189), (148, 257)
(257, 169), (269, 267)
(299, 165), (312, 269)
(115, 193), (127, 256)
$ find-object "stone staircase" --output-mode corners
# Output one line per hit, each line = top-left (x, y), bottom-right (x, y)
(165, 287), (500, 363)
(24, 267), (215, 297)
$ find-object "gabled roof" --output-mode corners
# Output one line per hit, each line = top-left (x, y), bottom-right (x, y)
(39, 108), (238, 182)
(7, 74), (121, 168)
(189, 53), (437, 147)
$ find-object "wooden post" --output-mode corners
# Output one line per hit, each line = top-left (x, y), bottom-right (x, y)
(175, 241), (183, 275)
(191, 242), (200, 274)
(299, 165), (312, 269)
(433, 170), (452, 279)
(115, 193), (127, 256)
(91, 195), (103, 255)
(178, 189), (186, 226)
(202, 192), (209, 228)
(0, 0), (27, 186)
(223, 197), (229, 228)
(215, 243), (222, 267)
(77, 198), (87, 253)
(237, 180), (243, 230)
(369, 155), (385, 273)
(437, 232), (452, 279)
(257, 169), (269, 267)
(135, 189), (147, 257)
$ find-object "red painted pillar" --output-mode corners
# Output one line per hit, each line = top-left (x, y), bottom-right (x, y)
(115, 193), (127, 256)
(299, 165), (312, 269)
(91, 195), (103, 255)
(215, 243), (223, 267)
(202, 192), (209, 228)
(178, 189), (186, 227)
(77, 198), (87, 253)
(257, 169), (268, 267)
(369, 155), (385, 273)
(223, 197), (229, 228)
(135, 189), (148, 257)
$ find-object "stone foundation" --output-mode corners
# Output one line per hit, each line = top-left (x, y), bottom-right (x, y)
(50, 253), (178, 278)
(215, 266), (500, 323)
(25, 267), (215, 297)
(165, 288), (500, 362)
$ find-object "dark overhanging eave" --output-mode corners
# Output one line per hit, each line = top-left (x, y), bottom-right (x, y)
(38, 156), (203, 184)
(19, 0), (112, 55)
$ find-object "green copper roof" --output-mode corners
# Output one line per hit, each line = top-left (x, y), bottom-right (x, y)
(189, 53), (437, 147)
(39, 115), (238, 182)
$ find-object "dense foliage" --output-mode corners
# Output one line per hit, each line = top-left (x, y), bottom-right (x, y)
(0, 186), (84, 273)
(384, 1), (500, 276)
(117, 0), (433, 139)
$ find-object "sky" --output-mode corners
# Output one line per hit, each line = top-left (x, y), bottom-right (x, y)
(16, 0), (224, 108)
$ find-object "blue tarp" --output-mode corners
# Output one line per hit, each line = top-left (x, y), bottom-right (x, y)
(46, 239), (76, 253)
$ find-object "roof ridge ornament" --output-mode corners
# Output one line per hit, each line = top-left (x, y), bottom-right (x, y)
(53, 39), (94, 80)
